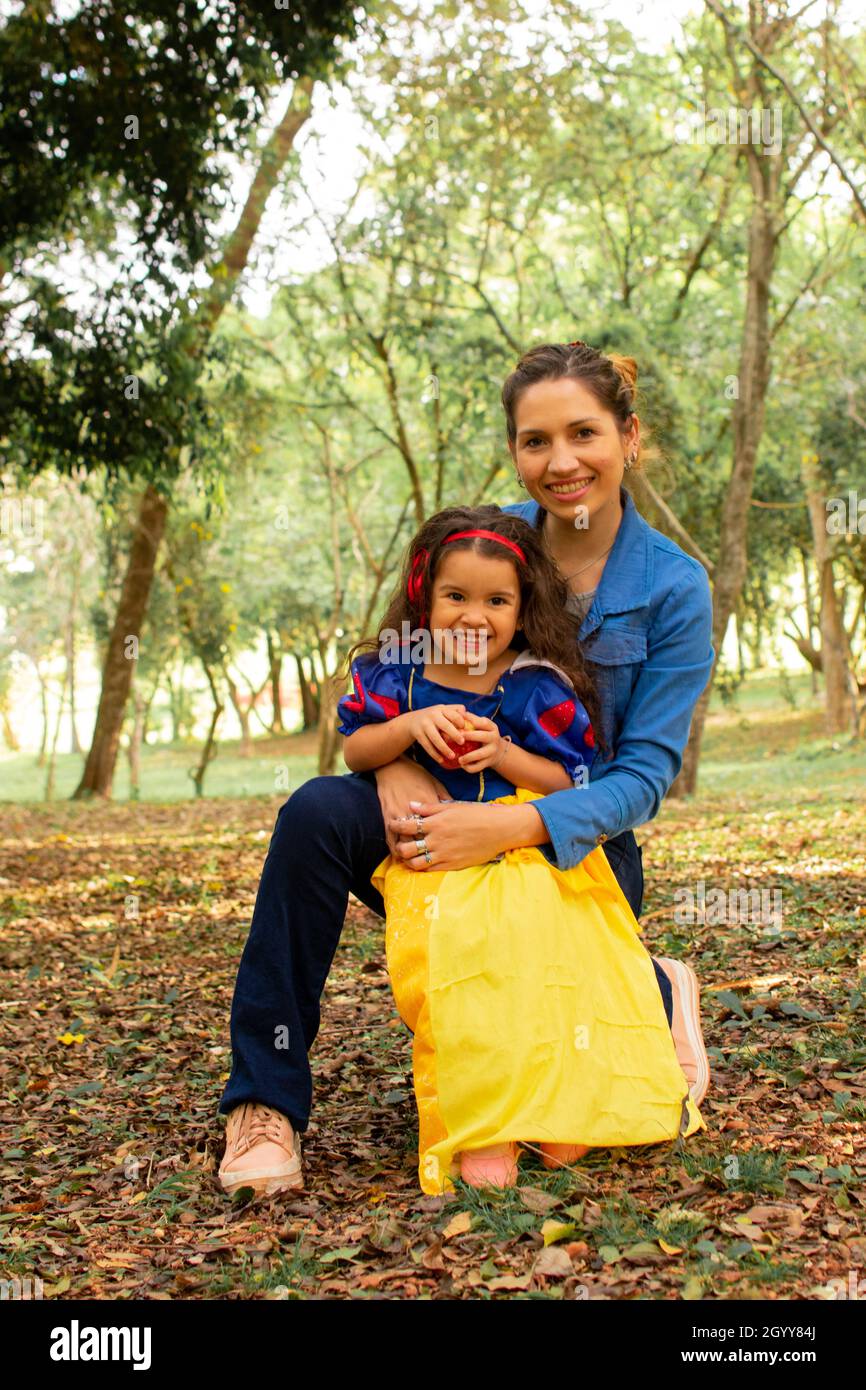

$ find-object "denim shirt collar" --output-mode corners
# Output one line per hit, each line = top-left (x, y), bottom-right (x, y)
(517, 486), (653, 637)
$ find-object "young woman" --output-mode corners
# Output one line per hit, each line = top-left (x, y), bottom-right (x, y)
(218, 340), (714, 1199)
(335, 506), (704, 1192)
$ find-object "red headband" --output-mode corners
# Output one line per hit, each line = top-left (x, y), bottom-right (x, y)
(442, 529), (527, 563)
(406, 530), (526, 625)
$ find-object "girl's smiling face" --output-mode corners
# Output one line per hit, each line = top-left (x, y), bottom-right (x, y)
(428, 547), (521, 668)
(508, 376), (637, 524)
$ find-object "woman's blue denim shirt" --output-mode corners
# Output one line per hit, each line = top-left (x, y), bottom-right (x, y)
(503, 486), (714, 870)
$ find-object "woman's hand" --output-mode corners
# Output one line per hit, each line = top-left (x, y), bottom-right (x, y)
(389, 799), (549, 873)
(404, 703), (468, 764)
(374, 757), (450, 854)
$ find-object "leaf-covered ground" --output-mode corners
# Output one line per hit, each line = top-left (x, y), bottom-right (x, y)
(1, 732), (865, 1299)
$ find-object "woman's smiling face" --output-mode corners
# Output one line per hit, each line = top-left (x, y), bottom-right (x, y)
(508, 376), (636, 525)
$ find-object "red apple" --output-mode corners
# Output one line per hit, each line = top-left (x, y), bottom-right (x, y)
(439, 733), (482, 770)
(437, 716), (482, 770)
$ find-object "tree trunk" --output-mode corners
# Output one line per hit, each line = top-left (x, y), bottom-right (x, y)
(140, 680), (159, 747)
(127, 689), (146, 800)
(65, 566), (82, 754)
(224, 670), (252, 757)
(0, 698), (19, 751)
(802, 452), (856, 734)
(801, 549), (819, 694)
(316, 670), (341, 775)
(190, 665), (224, 798)
(188, 79), (314, 345)
(736, 615), (747, 681)
(295, 652), (318, 729)
(791, 635), (822, 673)
(166, 671), (179, 742)
(71, 81), (314, 799)
(267, 632), (285, 733)
(34, 662), (48, 766)
(44, 671), (68, 802)
(72, 483), (169, 798)
(167, 666), (187, 743)
(313, 430), (346, 774)
(671, 122), (780, 797)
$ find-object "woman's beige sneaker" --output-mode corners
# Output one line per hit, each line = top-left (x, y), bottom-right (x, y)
(656, 957), (710, 1105)
(218, 1102), (304, 1197)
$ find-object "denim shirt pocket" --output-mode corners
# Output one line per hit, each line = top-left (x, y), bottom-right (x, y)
(581, 622), (647, 748)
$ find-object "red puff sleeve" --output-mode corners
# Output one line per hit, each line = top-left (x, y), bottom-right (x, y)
(336, 656), (408, 737)
(516, 671), (596, 787)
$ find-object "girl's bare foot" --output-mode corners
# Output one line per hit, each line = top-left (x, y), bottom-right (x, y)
(459, 1142), (520, 1188)
(540, 1143), (590, 1170)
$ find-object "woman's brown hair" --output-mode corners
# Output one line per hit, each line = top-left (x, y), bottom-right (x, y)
(501, 339), (660, 471)
(344, 504), (608, 755)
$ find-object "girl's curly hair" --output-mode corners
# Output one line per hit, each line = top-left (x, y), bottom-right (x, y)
(345, 504), (609, 757)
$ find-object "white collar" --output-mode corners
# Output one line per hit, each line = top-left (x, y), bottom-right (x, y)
(508, 649), (576, 692)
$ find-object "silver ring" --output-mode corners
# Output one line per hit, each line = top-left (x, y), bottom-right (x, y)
(413, 814), (424, 832)
(415, 837), (427, 854)
(424, 849), (432, 864)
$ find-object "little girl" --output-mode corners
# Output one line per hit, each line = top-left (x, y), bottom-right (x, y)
(337, 505), (703, 1193)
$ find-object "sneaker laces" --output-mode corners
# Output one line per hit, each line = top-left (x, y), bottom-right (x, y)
(232, 1103), (294, 1158)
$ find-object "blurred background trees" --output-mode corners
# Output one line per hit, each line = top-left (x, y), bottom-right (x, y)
(2, 0), (864, 799)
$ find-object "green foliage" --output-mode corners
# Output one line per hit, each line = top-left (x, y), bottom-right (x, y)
(1, 306), (227, 479)
(0, 0), (364, 477)
(0, 0), (360, 265)
(4, 0), (866, 770)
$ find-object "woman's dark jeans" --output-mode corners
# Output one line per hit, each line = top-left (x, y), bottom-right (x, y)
(219, 773), (674, 1135)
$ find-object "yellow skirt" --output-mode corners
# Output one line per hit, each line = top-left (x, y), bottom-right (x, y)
(372, 790), (705, 1195)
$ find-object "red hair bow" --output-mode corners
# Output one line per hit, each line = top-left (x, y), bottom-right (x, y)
(407, 547), (429, 625)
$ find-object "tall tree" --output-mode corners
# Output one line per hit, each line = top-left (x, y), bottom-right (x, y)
(672, 0), (866, 792)
(73, 78), (316, 796)
(0, 1), (362, 796)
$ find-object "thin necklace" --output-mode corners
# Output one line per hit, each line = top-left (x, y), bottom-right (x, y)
(561, 538), (616, 585)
